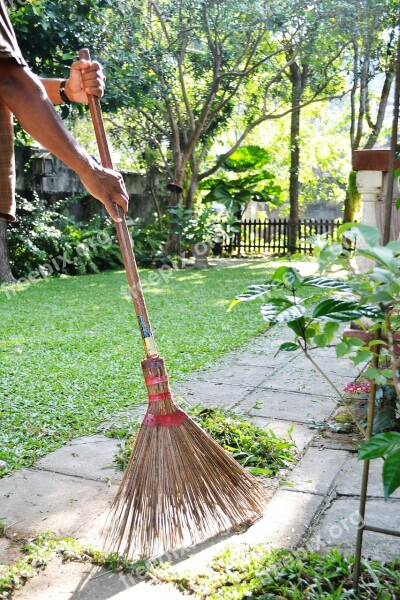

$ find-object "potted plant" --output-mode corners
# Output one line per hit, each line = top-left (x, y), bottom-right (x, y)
(230, 223), (400, 498)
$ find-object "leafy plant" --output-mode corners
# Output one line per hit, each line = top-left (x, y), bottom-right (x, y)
(168, 203), (228, 249)
(231, 224), (400, 497)
(0, 531), (149, 598)
(8, 194), (124, 277)
(200, 145), (283, 216)
(113, 404), (296, 476)
(155, 544), (400, 599)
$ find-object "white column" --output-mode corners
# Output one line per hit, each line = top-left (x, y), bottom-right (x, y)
(356, 170), (383, 271)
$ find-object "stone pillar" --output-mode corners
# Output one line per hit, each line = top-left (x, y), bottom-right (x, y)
(352, 149), (400, 270)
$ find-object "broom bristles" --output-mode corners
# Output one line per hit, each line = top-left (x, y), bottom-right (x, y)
(104, 357), (268, 559)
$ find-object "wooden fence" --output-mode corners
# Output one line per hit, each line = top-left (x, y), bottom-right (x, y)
(224, 218), (343, 255)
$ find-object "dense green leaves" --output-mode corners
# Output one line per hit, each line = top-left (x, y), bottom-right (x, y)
(260, 299), (306, 324)
(312, 299), (383, 321)
(359, 432), (400, 499)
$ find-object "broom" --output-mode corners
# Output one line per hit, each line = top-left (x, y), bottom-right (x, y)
(79, 49), (267, 559)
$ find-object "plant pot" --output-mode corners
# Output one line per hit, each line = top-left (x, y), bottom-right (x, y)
(343, 327), (400, 356)
(191, 242), (211, 270)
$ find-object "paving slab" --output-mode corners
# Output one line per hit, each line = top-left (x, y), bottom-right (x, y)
(174, 380), (254, 409)
(335, 455), (400, 499)
(13, 559), (129, 600)
(238, 388), (338, 424)
(0, 469), (116, 546)
(188, 363), (275, 387)
(282, 447), (350, 495)
(259, 366), (337, 398)
(307, 497), (400, 561)
(250, 418), (315, 453)
(35, 436), (122, 485)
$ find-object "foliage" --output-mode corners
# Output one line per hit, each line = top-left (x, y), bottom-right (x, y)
(168, 203), (232, 248)
(113, 404), (296, 476)
(0, 260), (278, 476)
(359, 432), (400, 500)
(128, 214), (169, 267)
(10, 0), (111, 78)
(96, 0), (320, 208)
(346, 171), (362, 222)
(156, 544), (400, 599)
(192, 405), (296, 475)
(200, 145), (283, 215)
(7, 194), (123, 277)
(232, 224), (400, 497)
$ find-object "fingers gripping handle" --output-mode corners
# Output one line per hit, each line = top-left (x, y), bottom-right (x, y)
(79, 48), (158, 359)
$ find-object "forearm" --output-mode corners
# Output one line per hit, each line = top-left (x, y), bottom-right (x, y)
(0, 62), (91, 178)
(40, 77), (64, 104)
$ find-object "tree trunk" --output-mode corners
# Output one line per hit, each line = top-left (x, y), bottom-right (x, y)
(288, 63), (302, 254)
(0, 218), (15, 283)
(185, 175), (198, 210)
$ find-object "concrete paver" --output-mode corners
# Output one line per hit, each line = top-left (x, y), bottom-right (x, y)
(0, 469), (116, 545)
(35, 436), (122, 485)
(307, 497), (400, 562)
(174, 379), (255, 409)
(335, 455), (400, 499)
(281, 447), (350, 495)
(238, 388), (338, 423)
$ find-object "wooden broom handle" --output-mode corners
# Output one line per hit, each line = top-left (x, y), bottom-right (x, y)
(79, 48), (158, 359)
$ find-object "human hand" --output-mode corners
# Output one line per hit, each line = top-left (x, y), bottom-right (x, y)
(79, 159), (129, 223)
(65, 59), (105, 104)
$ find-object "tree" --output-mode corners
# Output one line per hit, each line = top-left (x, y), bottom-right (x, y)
(342, 0), (399, 221)
(102, 0), (310, 215)
(277, 1), (349, 252)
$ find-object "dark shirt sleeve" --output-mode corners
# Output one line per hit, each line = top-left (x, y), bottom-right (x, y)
(0, 0), (26, 65)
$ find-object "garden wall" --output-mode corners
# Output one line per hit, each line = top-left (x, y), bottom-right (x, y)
(15, 147), (170, 224)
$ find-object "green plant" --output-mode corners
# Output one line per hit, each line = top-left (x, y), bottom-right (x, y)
(200, 145), (283, 215)
(8, 194), (124, 277)
(231, 224), (400, 498)
(127, 214), (170, 267)
(168, 203), (228, 249)
(113, 404), (296, 476)
(155, 544), (400, 599)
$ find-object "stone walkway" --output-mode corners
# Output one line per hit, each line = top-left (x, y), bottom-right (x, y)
(1, 328), (399, 599)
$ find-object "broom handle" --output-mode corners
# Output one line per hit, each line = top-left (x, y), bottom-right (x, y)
(79, 48), (158, 359)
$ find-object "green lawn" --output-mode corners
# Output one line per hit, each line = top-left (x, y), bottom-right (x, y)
(0, 260), (283, 475)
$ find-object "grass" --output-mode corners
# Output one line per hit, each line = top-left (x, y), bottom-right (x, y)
(0, 259), (290, 476)
(155, 543), (400, 599)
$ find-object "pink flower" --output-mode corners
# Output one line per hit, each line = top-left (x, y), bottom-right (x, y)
(343, 381), (370, 395)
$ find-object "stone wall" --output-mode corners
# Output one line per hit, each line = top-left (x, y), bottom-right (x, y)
(15, 146), (170, 224)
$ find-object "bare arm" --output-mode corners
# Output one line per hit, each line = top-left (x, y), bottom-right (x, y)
(0, 59), (127, 221)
